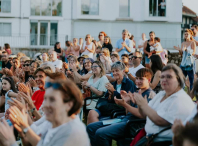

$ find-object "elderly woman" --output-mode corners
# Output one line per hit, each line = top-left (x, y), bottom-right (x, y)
(82, 61), (109, 112)
(0, 79), (89, 146)
(87, 61), (136, 124)
(131, 64), (195, 145)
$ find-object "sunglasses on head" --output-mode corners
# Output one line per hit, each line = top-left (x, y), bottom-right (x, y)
(23, 64), (30, 67)
(45, 82), (62, 89)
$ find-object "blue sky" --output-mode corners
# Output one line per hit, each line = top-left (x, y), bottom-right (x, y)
(183, 0), (198, 15)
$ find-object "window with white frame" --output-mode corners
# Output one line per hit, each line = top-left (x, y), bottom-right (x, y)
(0, 0), (11, 13)
(31, 0), (62, 16)
(149, 0), (166, 17)
(30, 21), (58, 46)
(119, 0), (130, 17)
(0, 23), (11, 36)
(81, 0), (99, 15)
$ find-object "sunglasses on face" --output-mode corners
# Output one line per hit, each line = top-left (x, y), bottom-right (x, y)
(91, 66), (99, 69)
(45, 82), (62, 89)
(23, 64), (30, 67)
(132, 56), (141, 59)
(129, 58), (133, 60)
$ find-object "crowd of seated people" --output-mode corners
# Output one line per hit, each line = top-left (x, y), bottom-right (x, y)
(0, 27), (197, 146)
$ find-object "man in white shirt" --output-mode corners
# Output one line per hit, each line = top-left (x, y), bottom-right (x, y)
(49, 51), (63, 69)
(138, 33), (147, 54)
(126, 49), (144, 82)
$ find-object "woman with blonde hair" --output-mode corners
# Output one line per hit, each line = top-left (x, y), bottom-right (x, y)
(174, 29), (196, 90)
(99, 48), (112, 73)
(81, 34), (95, 59)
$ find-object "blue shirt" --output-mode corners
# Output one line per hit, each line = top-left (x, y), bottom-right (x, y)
(123, 88), (154, 121)
(115, 38), (133, 58)
(105, 77), (136, 103)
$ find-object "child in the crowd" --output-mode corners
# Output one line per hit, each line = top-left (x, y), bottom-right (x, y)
(150, 37), (163, 55)
(0, 77), (18, 125)
(94, 46), (102, 61)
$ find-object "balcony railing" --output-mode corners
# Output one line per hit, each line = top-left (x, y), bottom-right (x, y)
(0, 35), (182, 50)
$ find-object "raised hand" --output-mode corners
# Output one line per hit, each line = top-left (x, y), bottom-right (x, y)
(8, 97), (26, 112)
(120, 90), (130, 103)
(28, 78), (37, 87)
(18, 83), (29, 95)
(133, 89), (148, 107)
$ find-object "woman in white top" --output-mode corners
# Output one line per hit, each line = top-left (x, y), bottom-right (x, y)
(0, 80), (89, 146)
(81, 34), (95, 59)
(132, 64), (194, 143)
(82, 61), (109, 114)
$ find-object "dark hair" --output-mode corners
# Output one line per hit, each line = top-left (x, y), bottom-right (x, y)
(34, 68), (52, 76)
(136, 68), (153, 80)
(82, 58), (94, 74)
(54, 42), (60, 50)
(96, 46), (102, 50)
(2, 51), (7, 54)
(149, 31), (155, 35)
(1, 77), (17, 96)
(4, 43), (10, 49)
(162, 63), (185, 88)
(65, 41), (71, 47)
(121, 54), (129, 58)
(30, 60), (40, 68)
(181, 123), (198, 145)
(150, 55), (163, 74)
(154, 37), (160, 42)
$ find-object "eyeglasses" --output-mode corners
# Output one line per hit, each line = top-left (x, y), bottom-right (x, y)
(91, 66), (99, 69)
(129, 58), (133, 60)
(23, 64), (30, 67)
(132, 56), (141, 59)
(160, 75), (174, 80)
(45, 82), (61, 89)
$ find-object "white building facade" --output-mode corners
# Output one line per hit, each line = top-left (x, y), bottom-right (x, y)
(0, 0), (182, 52)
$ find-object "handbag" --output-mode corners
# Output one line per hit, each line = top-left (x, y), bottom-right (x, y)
(134, 126), (172, 146)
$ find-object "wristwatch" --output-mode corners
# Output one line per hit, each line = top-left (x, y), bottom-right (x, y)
(30, 107), (36, 113)
(23, 126), (30, 134)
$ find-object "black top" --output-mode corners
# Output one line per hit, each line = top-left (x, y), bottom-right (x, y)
(54, 48), (61, 53)
(145, 39), (151, 56)
(2, 61), (12, 69)
(102, 43), (113, 53)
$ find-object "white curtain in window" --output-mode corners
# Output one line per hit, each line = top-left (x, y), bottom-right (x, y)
(1, 0), (11, 13)
(3, 23), (11, 36)
(89, 0), (99, 15)
(119, 0), (129, 17)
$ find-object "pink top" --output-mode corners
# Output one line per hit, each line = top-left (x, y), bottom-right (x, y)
(70, 46), (80, 57)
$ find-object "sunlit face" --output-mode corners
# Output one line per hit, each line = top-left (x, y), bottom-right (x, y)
(99, 33), (104, 40)
(2, 79), (11, 91)
(104, 37), (109, 44)
(43, 87), (72, 123)
(86, 35), (91, 42)
(84, 59), (92, 71)
(129, 56), (133, 65)
(160, 69), (179, 91)
(121, 56), (129, 64)
(122, 32), (128, 39)
(132, 52), (142, 66)
(42, 53), (48, 61)
(56, 43), (61, 49)
(112, 68), (124, 81)
(135, 77), (150, 89)
(23, 62), (30, 72)
(1, 53), (8, 62)
(30, 62), (37, 74)
(73, 38), (78, 44)
(13, 59), (20, 68)
(111, 56), (119, 63)
(149, 33), (155, 40)
(69, 58), (75, 64)
(91, 63), (101, 75)
(35, 71), (46, 90)
(184, 32), (191, 40)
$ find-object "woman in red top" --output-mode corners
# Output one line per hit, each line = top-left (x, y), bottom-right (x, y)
(31, 68), (52, 110)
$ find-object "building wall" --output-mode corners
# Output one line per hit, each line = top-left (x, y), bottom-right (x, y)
(0, 0), (182, 52)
